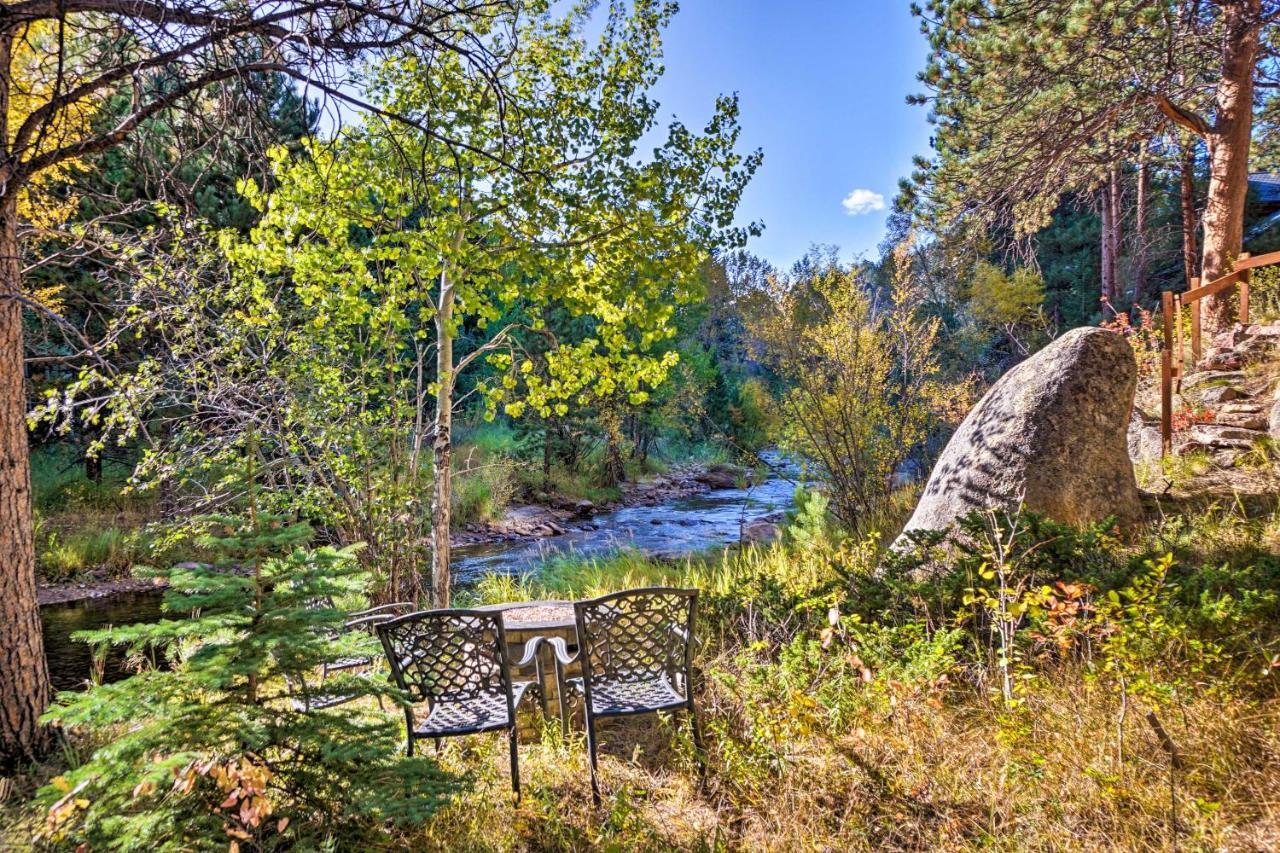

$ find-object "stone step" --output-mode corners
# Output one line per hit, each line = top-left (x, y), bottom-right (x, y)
(1234, 336), (1278, 362)
(1182, 370), (1247, 391)
(1215, 410), (1269, 430)
(1199, 385), (1244, 405)
(1199, 348), (1243, 371)
(1217, 400), (1266, 413)
(1187, 424), (1270, 449)
(1243, 323), (1280, 339)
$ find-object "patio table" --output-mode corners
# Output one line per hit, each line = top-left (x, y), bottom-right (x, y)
(474, 600), (581, 729)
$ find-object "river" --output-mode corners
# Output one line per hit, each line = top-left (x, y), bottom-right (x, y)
(39, 454), (798, 690)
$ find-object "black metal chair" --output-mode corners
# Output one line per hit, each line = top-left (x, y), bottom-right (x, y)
(375, 608), (545, 801)
(545, 587), (702, 805)
(284, 599), (415, 712)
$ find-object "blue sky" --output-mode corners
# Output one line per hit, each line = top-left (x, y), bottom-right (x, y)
(648, 1), (933, 271)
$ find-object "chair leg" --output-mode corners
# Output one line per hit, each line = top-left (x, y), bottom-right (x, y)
(585, 713), (601, 807)
(508, 725), (521, 804)
(689, 703), (706, 786)
(554, 662), (570, 737)
(535, 655), (549, 720)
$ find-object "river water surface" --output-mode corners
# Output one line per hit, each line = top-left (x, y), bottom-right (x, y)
(40, 455), (797, 689)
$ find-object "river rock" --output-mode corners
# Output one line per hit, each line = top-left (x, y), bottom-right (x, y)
(900, 327), (1142, 541)
(695, 464), (741, 490)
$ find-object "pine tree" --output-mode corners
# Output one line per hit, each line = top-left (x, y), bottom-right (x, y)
(37, 486), (454, 848)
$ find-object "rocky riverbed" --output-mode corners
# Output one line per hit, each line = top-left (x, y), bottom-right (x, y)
(449, 462), (751, 546)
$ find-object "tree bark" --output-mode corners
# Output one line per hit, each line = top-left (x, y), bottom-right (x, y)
(1134, 149), (1149, 303)
(0, 22), (53, 770)
(0, 193), (53, 771)
(1181, 140), (1199, 290)
(1200, 0), (1261, 332)
(1100, 166), (1121, 305)
(430, 270), (454, 609)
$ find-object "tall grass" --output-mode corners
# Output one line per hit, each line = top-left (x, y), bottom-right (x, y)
(409, 504), (1280, 850)
(30, 445), (158, 581)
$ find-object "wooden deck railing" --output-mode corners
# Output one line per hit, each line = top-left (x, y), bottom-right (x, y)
(1160, 249), (1280, 455)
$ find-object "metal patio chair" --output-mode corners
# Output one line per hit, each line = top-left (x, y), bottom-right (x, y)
(376, 608), (545, 801)
(544, 587), (703, 805)
(284, 598), (415, 712)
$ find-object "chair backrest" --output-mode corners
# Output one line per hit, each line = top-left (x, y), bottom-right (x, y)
(376, 609), (512, 706)
(574, 588), (697, 688)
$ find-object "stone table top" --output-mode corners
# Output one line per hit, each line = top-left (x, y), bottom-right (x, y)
(476, 599), (576, 631)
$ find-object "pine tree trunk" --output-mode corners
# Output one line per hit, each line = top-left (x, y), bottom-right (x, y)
(1100, 171), (1119, 305)
(1181, 141), (1199, 290)
(0, 192), (52, 771)
(430, 273), (454, 608)
(1200, 0), (1261, 332)
(1134, 151), (1149, 303)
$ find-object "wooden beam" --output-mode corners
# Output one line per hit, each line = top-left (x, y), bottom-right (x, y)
(1161, 290), (1174, 457)
(1222, 248), (1280, 273)
(1189, 278), (1201, 363)
(1174, 293), (1184, 387)
(1239, 252), (1251, 325)
(1182, 269), (1243, 303)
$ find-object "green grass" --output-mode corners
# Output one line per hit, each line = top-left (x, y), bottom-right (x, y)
(29, 445), (159, 582)
(30, 445), (143, 514)
(9, 502), (1280, 849)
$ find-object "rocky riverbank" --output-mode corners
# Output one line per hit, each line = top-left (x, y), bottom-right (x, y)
(449, 462), (750, 546)
(38, 574), (168, 607)
(40, 462), (759, 605)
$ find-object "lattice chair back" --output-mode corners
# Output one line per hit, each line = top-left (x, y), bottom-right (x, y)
(575, 588), (697, 688)
(377, 609), (512, 707)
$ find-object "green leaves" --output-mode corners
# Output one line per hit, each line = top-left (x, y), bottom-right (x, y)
(39, 513), (455, 848)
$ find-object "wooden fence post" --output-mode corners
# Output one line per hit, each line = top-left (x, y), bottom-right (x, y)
(1189, 277), (1201, 364)
(1239, 252), (1251, 326)
(1161, 290), (1174, 457)
(1174, 294), (1184, 387)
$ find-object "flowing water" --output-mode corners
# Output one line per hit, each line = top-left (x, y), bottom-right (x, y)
(452, 455), (798, 583)
(39, 454), (798, 689)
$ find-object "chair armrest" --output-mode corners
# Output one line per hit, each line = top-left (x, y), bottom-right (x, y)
(545, 636), (578, 667)
(347, 602), (415, 619)
(344, 613), (402, 630)
(515, 635), (579, 667)
(515, 636), (549, 668)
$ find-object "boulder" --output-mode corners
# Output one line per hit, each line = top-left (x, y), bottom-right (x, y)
(900, 327), (1142, 540)
(1127, 409), (1163, 462)
(741, 518), (782, 543)
(695, 464), (740, 490)
(1270, 397), (1280, 441)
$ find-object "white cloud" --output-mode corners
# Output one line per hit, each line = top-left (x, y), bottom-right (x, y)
(841, 188), (886, 216)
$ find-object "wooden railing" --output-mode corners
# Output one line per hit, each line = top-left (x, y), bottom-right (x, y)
(1160, 249), (1280, 454)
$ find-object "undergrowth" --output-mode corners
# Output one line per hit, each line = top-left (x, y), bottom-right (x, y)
(7, 501), (1280, 850)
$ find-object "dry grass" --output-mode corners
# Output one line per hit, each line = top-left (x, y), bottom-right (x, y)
(380, 667), (1279, 851)
(7, 500), (1280, 851)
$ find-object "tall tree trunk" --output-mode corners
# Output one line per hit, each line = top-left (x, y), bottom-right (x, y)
(0, 195), (52, 771)
(1100, 167), (1120, 305)
(1200, 0), (1261, 332)
(430, 271), (454, 608)
(0, 22), (52, 770)
(1134, 148), (1149, 303)
(1181, 140), (1199, 290)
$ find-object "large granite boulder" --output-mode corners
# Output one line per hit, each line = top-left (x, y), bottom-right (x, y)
(900, 327), (1142, 539)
